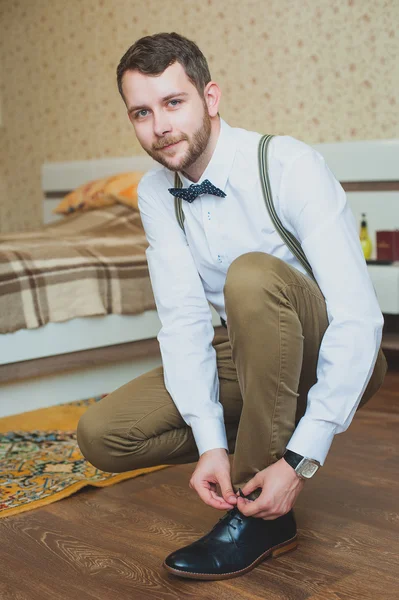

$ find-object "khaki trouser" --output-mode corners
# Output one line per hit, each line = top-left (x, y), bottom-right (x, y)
(77, 252), (388, 490)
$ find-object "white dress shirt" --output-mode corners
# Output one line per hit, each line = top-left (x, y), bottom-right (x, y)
(137, 117), (383, 466)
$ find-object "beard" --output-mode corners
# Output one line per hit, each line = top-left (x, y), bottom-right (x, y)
(144, 105), (212, 173)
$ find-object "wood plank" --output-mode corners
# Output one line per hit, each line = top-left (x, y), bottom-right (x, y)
(341, 181), (399, 191)
(0, 337), (161, 384)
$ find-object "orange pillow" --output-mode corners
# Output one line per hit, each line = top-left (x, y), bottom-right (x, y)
(53, 176), (118, 215)
(103, 172), (145, 211)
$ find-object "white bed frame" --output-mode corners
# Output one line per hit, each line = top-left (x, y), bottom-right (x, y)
(0, 140), (398, 418)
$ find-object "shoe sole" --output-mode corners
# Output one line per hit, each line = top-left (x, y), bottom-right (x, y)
(162, 535), (298, 581)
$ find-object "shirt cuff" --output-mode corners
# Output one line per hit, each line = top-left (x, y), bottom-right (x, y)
(190, 417), (229, 457)
(285, 418), (337, 466)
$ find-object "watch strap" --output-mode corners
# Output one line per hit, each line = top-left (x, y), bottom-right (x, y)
(283, 449), (305, 470)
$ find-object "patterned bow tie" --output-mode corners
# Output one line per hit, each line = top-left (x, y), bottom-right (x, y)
(168, 179), (226, 203)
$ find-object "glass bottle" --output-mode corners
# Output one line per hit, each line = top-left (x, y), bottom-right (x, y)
(360, 213), (372, 260)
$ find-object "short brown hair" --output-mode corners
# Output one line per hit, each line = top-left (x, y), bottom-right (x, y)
(116, 32), (213, 105)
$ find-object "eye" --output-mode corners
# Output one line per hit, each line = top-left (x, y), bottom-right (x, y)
(134, 109), (148, 119)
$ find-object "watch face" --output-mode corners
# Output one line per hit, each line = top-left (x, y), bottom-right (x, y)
(298, 460), (319, 478)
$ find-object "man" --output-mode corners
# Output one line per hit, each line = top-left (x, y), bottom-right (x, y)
(77, 31), (387, 581)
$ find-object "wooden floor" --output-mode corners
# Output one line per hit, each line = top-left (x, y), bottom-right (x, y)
(0, 367), (398, 599)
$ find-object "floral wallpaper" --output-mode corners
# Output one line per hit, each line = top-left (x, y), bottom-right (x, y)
(0, 0), (397, 233)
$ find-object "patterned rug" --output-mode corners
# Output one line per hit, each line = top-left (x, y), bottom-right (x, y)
(0, 395), (169, 519)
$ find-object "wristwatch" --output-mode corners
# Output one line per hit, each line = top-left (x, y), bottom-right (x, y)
(283, 449), (321, 479)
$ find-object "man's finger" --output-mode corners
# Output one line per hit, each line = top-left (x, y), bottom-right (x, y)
(240, 474), (261, 497)
(195, 482), (235, 511)
(210, 490), (236, 510)
(218, 472), (237, 504)
(237, 495), (263, 517)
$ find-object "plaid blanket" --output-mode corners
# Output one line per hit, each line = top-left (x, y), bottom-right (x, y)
(0, 205), (156, 334)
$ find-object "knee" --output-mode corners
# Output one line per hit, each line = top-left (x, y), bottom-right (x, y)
(224, 252), (288, 306)
(76, 407), (145, 473)
(76, 409), (113, 472)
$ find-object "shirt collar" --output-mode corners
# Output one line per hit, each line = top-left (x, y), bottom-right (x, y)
(175, 117), (237, 192)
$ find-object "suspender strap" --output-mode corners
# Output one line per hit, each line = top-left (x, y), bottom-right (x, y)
(258, 134), (316, 282)
(174, 173), (186, 233)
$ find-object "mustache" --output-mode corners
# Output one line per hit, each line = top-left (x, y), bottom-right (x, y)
(155, 137), (186, 149)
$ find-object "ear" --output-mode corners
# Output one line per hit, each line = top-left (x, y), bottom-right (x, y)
(204, 80), (222, 118)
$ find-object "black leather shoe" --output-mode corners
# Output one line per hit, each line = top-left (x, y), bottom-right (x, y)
(163, 506), (297, 580)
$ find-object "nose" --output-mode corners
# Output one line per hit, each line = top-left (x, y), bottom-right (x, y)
(153, 110), (172, 139)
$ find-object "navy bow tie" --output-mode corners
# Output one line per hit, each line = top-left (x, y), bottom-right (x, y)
(168, 179), (226, 203)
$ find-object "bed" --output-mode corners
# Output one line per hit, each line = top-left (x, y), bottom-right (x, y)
(0, 140), (398, 418)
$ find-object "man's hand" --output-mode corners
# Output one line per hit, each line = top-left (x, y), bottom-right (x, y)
(189, 448), (237, 511)
(236, 458), (305, 520)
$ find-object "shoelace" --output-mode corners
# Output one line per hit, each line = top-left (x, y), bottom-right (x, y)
(217, 510), (243, 530)
(214, 488), (247, 531)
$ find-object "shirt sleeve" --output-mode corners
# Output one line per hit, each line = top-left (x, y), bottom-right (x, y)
(138, 180), (228, 456)
(279, 149), (384, 465)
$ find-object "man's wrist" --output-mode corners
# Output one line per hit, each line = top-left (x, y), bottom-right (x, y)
(201, 447), (229, 457)
(280, 457), (305, 481)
